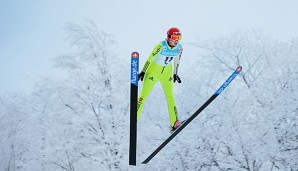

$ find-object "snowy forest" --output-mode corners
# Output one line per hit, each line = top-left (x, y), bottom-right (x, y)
(0, 22), (297, 171)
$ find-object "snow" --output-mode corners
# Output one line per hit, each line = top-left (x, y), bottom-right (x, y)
(0, 23), (297, 171)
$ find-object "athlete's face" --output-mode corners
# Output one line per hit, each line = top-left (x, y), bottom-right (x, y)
(168, 39), (179, 47)
(168, 34), (182, 47)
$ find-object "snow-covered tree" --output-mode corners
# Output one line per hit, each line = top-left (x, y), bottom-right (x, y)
(182, 31), (298, 171)
(1, 27), (297, 171)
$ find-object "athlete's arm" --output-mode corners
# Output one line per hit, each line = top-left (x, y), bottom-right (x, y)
(141, 42), (162, 73)
(174, 47), (183, 74)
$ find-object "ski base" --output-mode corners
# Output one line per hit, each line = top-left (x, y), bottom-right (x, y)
(142, 66), (242, 164)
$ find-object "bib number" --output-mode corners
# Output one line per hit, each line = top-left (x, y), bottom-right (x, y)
(164, 57), (173, 65)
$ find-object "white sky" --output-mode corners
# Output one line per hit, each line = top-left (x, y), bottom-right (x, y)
(1, 0), (298, 94)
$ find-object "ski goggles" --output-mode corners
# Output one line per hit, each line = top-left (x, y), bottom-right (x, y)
(169, 35), (182, 41)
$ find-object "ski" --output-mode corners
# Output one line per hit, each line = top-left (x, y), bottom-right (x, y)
(129, 52), (139, 166)
(142, 66), (242, 164)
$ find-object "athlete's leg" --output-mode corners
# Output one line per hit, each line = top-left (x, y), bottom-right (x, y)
(137, 72), (159, 121)
(160, 67), (179, 127)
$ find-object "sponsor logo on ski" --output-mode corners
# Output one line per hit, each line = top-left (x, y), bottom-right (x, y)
(131, 53), (139, 86)
(215, 73), (238, 94)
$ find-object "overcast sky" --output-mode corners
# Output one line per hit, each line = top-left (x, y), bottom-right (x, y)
(1, 0), (298, 94)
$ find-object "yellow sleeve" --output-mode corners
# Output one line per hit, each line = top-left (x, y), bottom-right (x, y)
(141, 42), (162, 73)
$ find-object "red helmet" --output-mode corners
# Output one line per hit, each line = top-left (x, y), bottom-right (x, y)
(167, 27), (182, 41)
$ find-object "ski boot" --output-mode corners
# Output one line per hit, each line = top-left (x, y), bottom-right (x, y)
(171, 120), (184, 133)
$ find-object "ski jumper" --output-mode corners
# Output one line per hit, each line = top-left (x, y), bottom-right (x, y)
(137, 40), (183, 126)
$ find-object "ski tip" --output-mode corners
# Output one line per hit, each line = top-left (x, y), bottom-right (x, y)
(236, 66), (242, 72)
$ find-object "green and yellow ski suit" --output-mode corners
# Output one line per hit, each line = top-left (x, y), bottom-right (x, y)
(138, 40), (183, 126)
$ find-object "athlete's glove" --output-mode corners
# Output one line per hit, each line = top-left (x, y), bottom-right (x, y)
(139, 72), (145, 81)
(173, 74), (181, 83)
